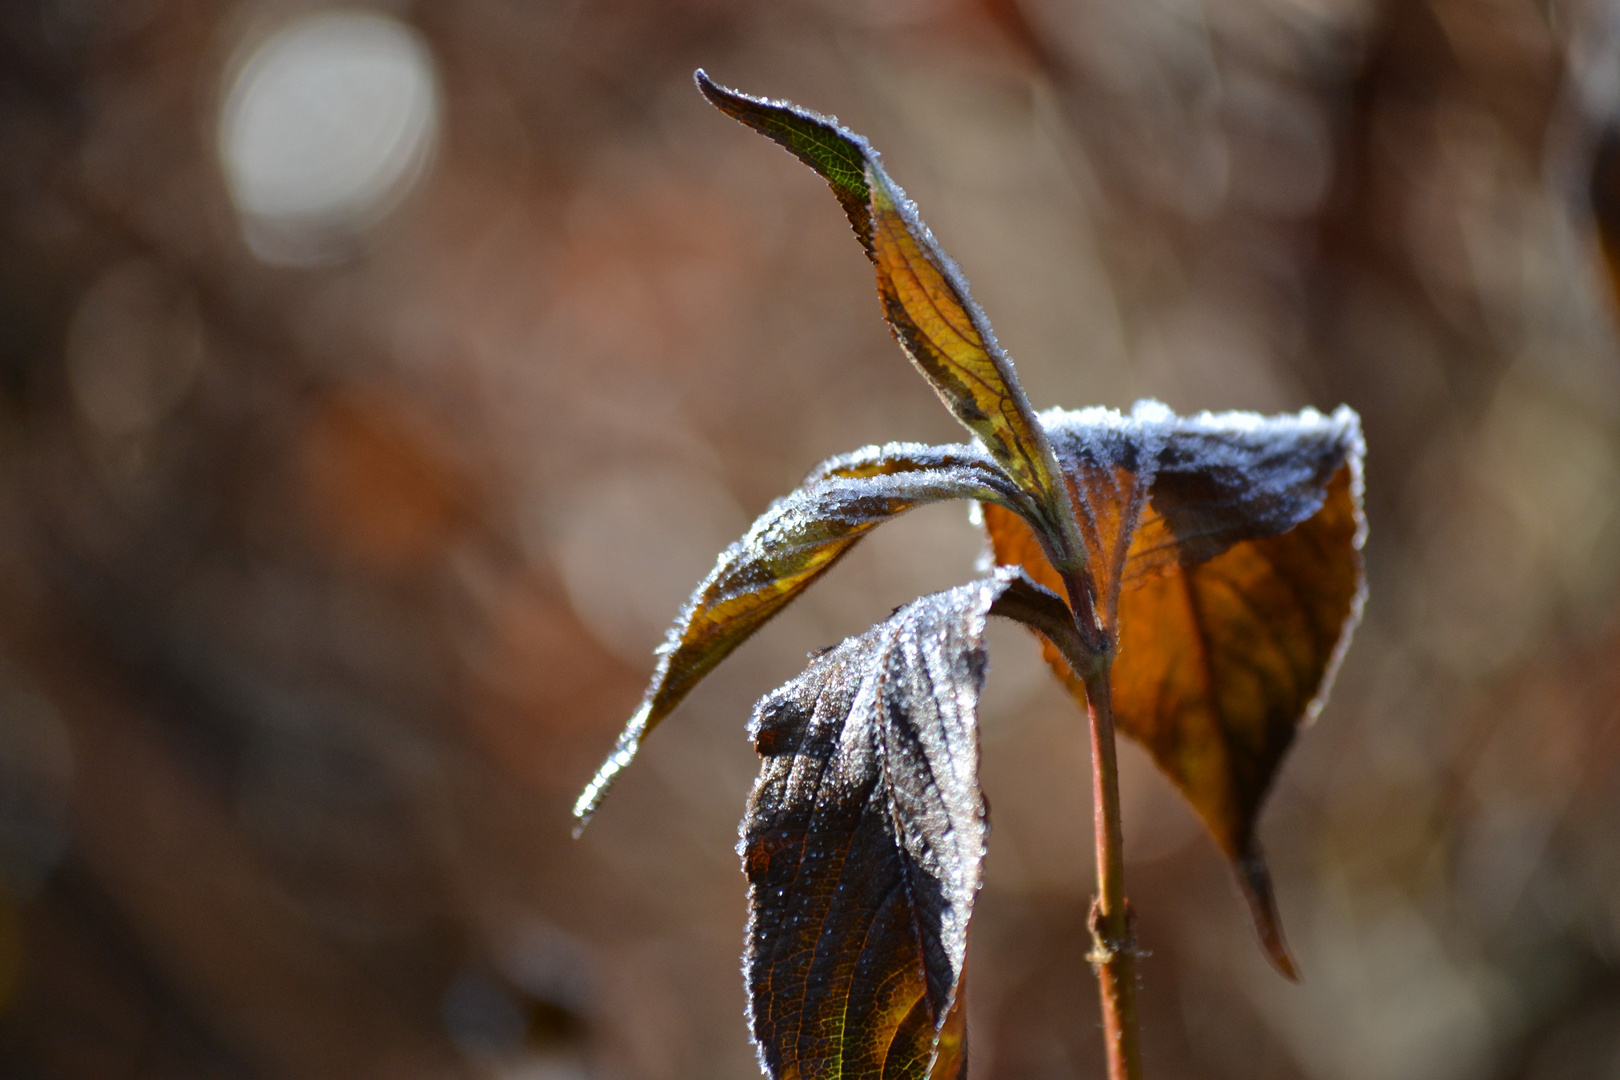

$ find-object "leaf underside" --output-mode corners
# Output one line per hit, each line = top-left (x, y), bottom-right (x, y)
(574, 442), (1027, 826)
(695, 70), (1080, 572)
(982, 402), (1366, 976)
(742, 571), (1041, 1080)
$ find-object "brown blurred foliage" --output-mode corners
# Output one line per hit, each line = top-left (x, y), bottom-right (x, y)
(1, 0), (1620, 1077)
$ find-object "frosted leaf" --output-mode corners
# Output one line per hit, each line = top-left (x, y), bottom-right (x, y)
(983, 400), (1366, 977)
(740, 566), (1055, 1080)
(696, 70), (1083, 580)
(573, 441), (1030, 828)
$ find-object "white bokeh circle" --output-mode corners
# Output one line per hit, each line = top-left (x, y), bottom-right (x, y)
(219, 10), (440, 264)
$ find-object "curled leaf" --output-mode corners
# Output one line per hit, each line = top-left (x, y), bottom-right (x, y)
(982, 402), (1365, 975)
(741, 568), (1040, 1080)
(574, 442), (1027, 827)
(695, 70), (1082, 575)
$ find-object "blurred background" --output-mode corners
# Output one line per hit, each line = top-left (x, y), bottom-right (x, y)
(2, 0), (1620, 1077)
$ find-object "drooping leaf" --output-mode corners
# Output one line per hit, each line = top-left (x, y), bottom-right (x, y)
(695, 70), (1083, 575)
(741, 567), (1049, 1080)
(574, 442), (1030, 827)
(981, 402), (1366, 975)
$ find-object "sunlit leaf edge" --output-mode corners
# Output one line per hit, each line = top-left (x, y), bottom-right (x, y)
(739, 566), (1065, 1078)
(695, 69), (1086, 584)
(574, 441), (1037, 829)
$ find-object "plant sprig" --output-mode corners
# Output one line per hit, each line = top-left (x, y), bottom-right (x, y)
(575, 71), (1366, 1080)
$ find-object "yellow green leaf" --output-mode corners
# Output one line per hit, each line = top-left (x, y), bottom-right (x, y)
(696, 70), (1083, 576)
(574, 442), (1027, 828)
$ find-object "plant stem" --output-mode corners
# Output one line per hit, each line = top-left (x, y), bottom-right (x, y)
(1082, 666), (1143, 1080)
(1005, 566), (1142, 1078)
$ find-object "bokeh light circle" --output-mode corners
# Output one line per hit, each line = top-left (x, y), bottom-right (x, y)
(219, 10), (440, 264)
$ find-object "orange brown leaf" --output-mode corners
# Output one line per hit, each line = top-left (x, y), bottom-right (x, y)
(982, 403), (1365, 974)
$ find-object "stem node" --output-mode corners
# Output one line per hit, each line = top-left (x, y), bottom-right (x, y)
(1086, 897), (1136, 967)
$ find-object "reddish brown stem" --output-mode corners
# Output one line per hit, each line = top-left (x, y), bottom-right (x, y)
(1082, 667), (1143, 1080)
(1037, 564), (1143, 1079)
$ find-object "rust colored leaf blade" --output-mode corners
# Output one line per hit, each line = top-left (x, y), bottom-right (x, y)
(1113, 462), (1363, 975)
(741, 570), (1029, 1079)
(573, 443), (1026, 829)
(1122, 405), (1365, 586)
(982, 404), (1366, 975)
(1030, 402), (1171, 627)
(696, 71), (1080, 573)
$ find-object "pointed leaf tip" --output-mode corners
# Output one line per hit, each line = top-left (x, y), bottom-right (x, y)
(694, 70), (872, 239)
(696, 73), (1084, 580)
(1237, 846), (1299, 981)
(981, 402), (1364, 977)
(572, 702), (651, 832)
